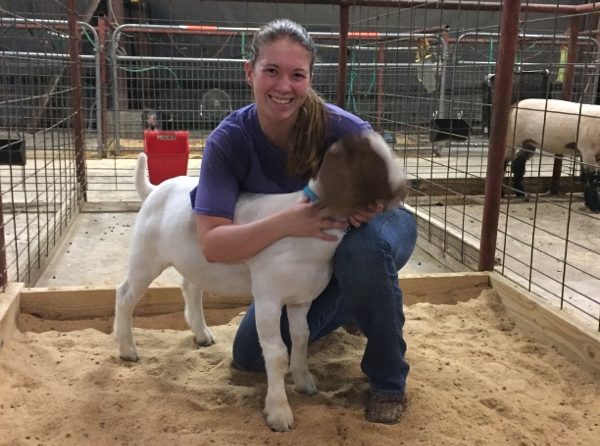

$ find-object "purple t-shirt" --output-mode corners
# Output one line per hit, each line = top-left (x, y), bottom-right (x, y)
(191, 103), (371, 219)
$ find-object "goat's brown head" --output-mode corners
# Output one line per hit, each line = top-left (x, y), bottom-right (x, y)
(312, 131), (408, 215)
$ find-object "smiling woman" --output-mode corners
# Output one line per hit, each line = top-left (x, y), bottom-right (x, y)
(244, 18), (327, 181)
(188, 18), (418, 427)
(245, 38), (312, 147)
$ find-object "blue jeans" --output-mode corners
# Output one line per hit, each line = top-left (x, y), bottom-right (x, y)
(232, 206), (417, 396)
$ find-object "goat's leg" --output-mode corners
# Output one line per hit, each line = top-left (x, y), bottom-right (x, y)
(286, 302), (317, 395)
(114, 267), (162, 361)
(181, 278), (215, 347)
(255, 300), (294, 432)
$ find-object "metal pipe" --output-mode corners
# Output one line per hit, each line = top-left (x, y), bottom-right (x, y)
(0, 51), (95, 60)
(86, 24), (103, 157)
(213, 0), (595, 14)
(562, 18), (580, 102)
(110, 23), (121, 152)
(98, 16), (109, 156)
(376, 42), (385, 132)
(479, 0), (522, 272)
(337, 4), (349, 109)
(110, 22), (442, 40)
(551, 17), (582, 195)
(68, 0), (87, 200)
(113, 54), (474, 69)
(456, 31), (600, 52)
(438, 36), (449, 118)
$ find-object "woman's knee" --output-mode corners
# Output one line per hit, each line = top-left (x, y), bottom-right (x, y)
(335, 208), (416, 273)
(334, 227), (385, 282)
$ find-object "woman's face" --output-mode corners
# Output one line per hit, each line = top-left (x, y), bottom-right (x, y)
(245, 37), (313, 131)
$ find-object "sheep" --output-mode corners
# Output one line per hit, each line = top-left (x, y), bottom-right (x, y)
(113, 131), (408, 432)
(505, 98), (600, 212)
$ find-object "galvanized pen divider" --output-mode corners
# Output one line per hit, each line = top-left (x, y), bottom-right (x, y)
(0, 7), (91, 286)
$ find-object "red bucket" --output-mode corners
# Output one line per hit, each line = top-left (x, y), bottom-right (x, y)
(143, 130), (190, 185)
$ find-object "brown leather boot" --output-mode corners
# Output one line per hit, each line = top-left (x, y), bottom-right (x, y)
(365, 392), (407, 424)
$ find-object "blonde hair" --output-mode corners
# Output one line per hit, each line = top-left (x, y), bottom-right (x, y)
(249, 19), (328, 180)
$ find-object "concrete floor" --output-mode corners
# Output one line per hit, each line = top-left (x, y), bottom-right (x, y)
(35, 210), (453, 288)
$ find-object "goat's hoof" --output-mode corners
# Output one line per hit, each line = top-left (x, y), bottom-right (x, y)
(293, 373), (318, 395)
(195, 338), (215, 348)
(194, 329), (216, 347)
(295, 384), (318, 396)
(264, 405), (294, 432)
(119, 351), (139, 362)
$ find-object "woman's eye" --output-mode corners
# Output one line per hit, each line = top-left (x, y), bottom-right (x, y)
(293, 73), (306, 80)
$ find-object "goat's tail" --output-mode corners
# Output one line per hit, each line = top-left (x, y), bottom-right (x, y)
(135, 152), (155, 202)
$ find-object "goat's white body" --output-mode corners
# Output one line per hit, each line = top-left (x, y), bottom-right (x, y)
(129, 176), (339, 299)
(114, 159), (341, 432)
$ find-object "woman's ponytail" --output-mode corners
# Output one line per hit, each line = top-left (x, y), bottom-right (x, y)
(287, 88), (328, 180)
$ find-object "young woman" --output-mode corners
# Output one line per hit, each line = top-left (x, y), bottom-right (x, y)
(191, 19), (417, 424)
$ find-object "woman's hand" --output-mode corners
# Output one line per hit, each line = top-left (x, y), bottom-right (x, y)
(280, 197), (349, 241)
(348, 201), (384, 228)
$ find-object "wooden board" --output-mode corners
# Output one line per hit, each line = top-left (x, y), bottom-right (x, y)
(0, 282), (24, 346)
(490, 272), (600, 373)
(17, 273), (490, 321)
(18, 286), (251, 320)
(408, 176), (584, 197)
(4, 272), (599, 373)
(401, 272), (489, 305)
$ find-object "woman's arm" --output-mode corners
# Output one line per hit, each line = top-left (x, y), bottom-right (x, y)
(196, 199), (348, 263)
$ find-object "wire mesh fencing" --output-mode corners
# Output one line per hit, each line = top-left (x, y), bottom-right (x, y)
(0, 5), (85, 286)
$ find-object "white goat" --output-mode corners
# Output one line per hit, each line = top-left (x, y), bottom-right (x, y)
(113, 131), (408, 432)
(505, 98), (600, 212)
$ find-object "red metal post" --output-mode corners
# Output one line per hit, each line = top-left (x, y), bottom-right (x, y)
(479, 0), (522, 271)
(110, 0), (126, 23)
(337, 4), (349, 108)
(68, 0), (87, 199)
(551, 16), (580, 195)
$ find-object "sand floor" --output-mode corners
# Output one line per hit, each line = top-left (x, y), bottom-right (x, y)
(1, 289), (599, 446)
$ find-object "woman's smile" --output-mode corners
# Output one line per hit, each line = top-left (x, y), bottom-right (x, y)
(270, 96), (294, 105)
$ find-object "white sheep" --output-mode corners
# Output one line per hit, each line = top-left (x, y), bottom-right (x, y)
(505, 98), (600, 212)
(113, 131), (408, 432)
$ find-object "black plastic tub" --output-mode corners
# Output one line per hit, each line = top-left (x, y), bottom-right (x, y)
(429, 118), (471, 143)
(0, 139), (26, 166)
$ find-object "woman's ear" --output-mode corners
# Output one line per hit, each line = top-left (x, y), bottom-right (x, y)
(244, 61), (253, 87)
